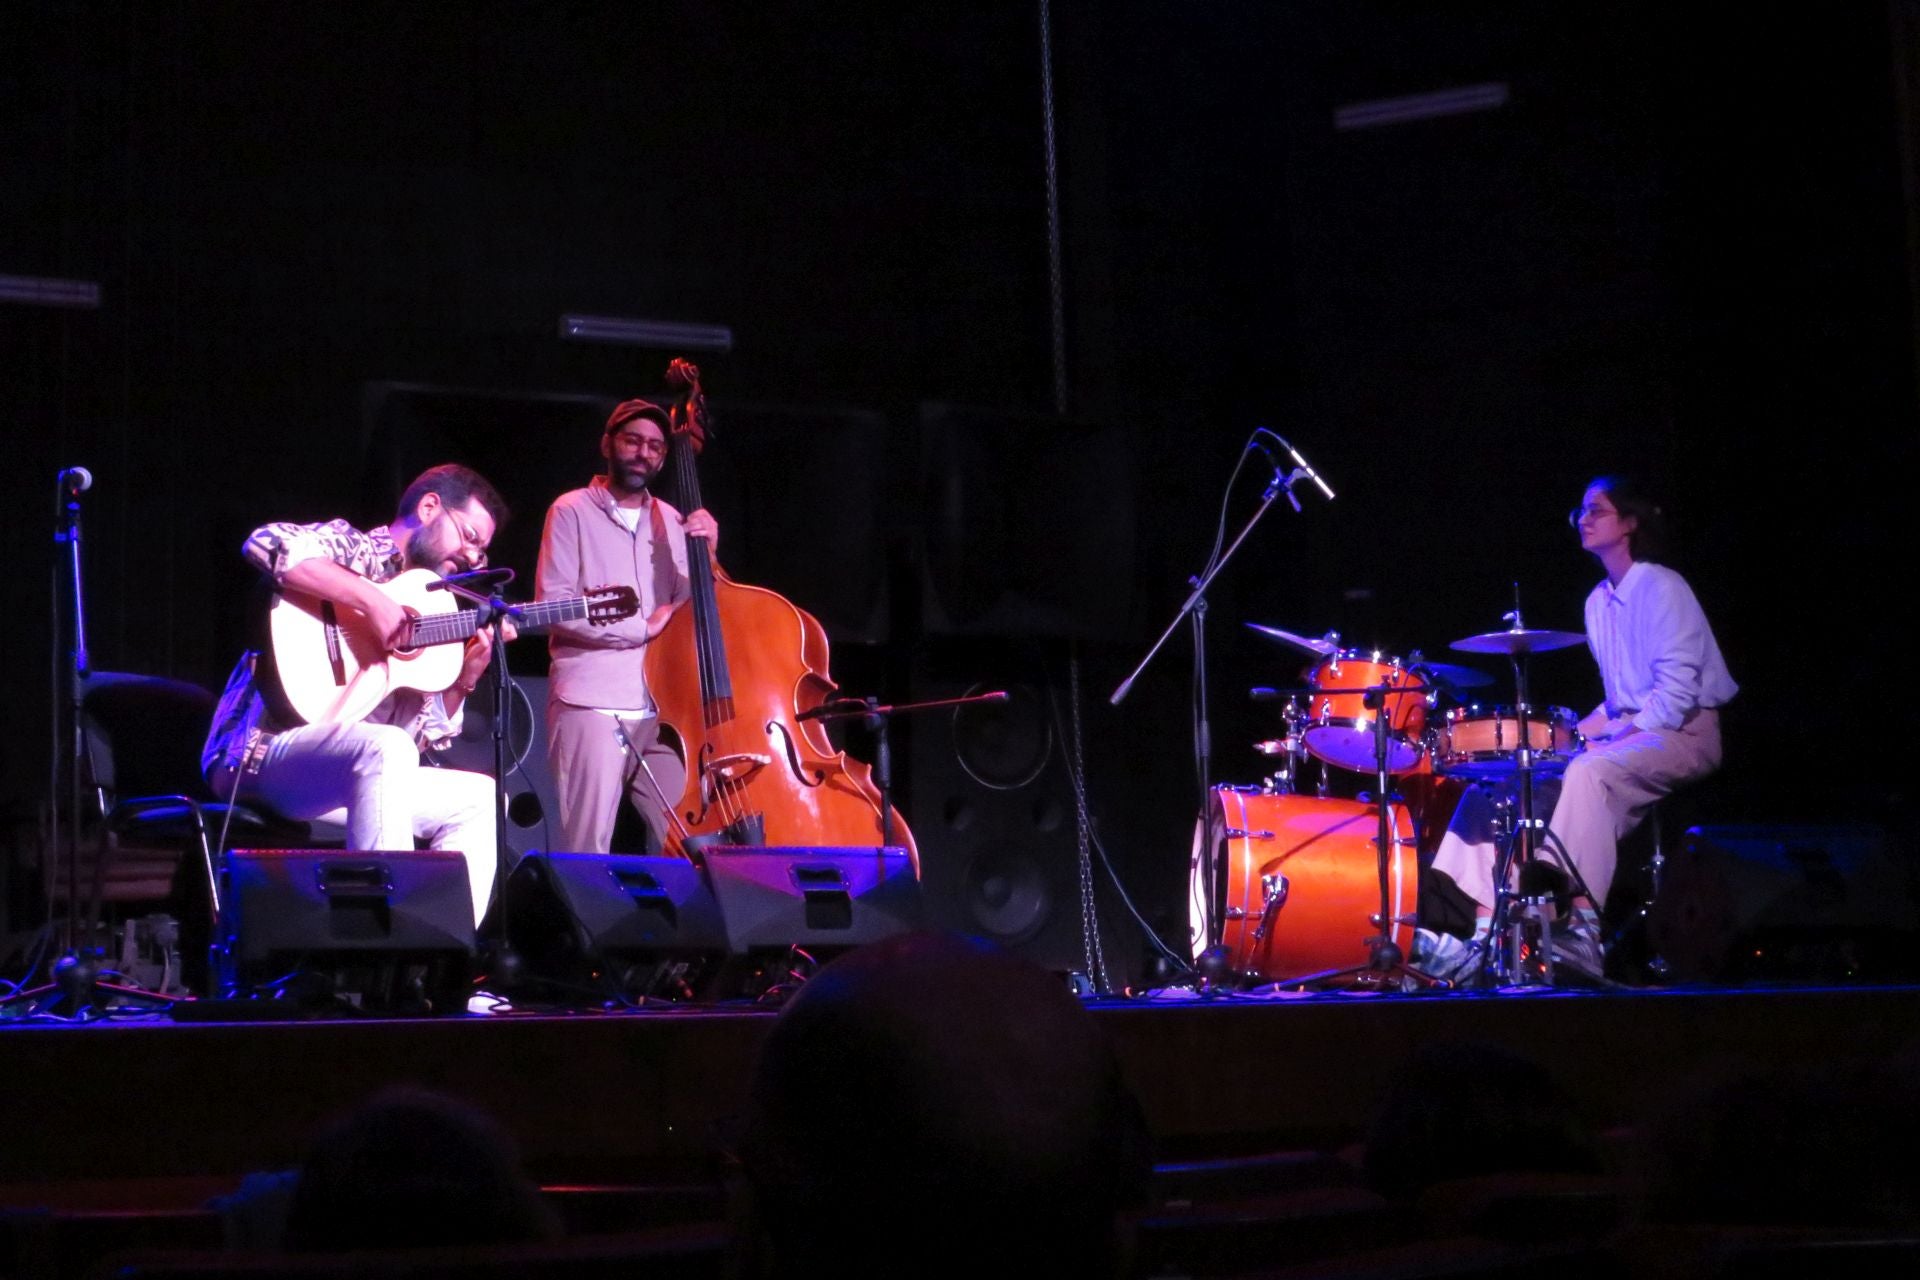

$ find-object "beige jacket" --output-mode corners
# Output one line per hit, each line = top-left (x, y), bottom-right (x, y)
(536, 476), (690, 710)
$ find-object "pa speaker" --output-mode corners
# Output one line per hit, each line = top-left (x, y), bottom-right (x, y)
(702, 846), (922, 952)
(917, 403), (1138, 641)
(219, 849), (476, 1011)
(500, 852), (727, 996)
(1650, 824), (1920, 982)
(904, 642), (1122, 977)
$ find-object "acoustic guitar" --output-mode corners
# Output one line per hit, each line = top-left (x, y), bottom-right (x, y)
(264, 567), (636, 726)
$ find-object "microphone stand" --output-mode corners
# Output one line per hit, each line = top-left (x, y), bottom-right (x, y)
(61, 474), (88, 958)
(1111, 461), (1311, 959)
(429, 570), (523, 993)
(2, 472), (172, 1015)
(797, 691), (1010, 850)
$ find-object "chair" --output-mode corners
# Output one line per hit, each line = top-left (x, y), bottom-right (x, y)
(65, 672), (308, 993)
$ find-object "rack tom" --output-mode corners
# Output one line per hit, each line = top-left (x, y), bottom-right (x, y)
(1302, 651), (1429, 774)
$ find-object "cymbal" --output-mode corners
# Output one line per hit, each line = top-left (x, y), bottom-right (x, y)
(1449, 628), (1586, 656)
(1408, 660), (1495, 690)
(1245, 622), (1338, 657)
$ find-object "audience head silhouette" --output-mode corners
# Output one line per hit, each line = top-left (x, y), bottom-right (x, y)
(737, 930), (1151, 1277)
(281, 1086), (559, 1253)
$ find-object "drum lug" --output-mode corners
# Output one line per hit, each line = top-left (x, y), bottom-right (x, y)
(1252, 872), (1290, 942)
(1223, 828), (1274, 841)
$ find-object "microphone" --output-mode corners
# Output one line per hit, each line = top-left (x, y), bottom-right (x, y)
(428, 566), (515, 591)
(59, 466), (93, 494)
(1255, 429), (1335, 501)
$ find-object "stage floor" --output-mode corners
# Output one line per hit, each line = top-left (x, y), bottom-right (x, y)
(4, 979), (1916, 1202)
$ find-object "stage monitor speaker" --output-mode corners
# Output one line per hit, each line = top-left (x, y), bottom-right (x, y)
(220, 848), (476, 1011)
(702, 846), (922, 953)
(500, 852), (727, 996)
(1650, 824), (1920, 982)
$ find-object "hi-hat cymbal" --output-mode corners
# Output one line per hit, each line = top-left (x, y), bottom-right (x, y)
(1245, 622), (1338, 657)
(1409, 659), (1495, 690)
(1449, 628), (1586, 656)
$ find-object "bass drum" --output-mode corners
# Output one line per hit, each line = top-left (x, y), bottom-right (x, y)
(1189, 788), (1417, 984)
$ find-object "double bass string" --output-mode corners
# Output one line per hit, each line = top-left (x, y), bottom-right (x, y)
(672, 416), (752, 836)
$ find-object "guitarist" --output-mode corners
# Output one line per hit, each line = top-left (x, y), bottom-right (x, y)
(535, 398), (719, 855)
(201, 464), (512, 927)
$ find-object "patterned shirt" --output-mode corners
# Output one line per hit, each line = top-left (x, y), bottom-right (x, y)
(200, 519), (464, 779)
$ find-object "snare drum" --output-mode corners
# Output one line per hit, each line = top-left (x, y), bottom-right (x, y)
(1189, 788), (1417, 984)
(1431, 706), (1581, 779)
(1302, 651), (1429, 774)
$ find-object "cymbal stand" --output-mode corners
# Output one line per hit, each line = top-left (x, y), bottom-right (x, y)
(1486, 608), (1548, 985)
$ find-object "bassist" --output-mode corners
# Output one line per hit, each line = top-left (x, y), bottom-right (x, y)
(535, 397), (720, 854)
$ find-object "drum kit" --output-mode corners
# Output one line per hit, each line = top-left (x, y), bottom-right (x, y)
(1191, 616), (1590, 990)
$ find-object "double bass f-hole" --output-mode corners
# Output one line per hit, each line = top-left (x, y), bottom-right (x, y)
(767, 719), (827, 788)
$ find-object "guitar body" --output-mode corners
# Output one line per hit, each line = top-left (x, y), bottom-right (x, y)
(268, 569), (466, 726)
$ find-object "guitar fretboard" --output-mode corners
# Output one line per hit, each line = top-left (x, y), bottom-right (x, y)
(400, 596), (597, 649)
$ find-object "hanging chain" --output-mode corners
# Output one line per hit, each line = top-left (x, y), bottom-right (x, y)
(1070, 650), (1108, 991)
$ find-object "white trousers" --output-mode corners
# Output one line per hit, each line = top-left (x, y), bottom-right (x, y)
(1430, 709), (1722, 913)
(232, 721), (497, 927)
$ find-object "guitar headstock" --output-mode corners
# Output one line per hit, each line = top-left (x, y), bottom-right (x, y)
(585, 585), (640, 625)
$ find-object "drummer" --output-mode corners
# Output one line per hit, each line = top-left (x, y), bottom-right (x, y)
(1416, 475), (1738, 981)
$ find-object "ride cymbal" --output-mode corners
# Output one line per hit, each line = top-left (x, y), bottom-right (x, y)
(1448, 628), (1586, 656)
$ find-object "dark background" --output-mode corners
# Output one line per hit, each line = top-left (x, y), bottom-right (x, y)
(4, 1), (1916, 974)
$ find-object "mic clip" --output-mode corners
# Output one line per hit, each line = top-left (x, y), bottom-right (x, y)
(430, 567), (515, 591)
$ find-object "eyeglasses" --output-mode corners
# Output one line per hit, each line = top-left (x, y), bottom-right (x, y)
(449, 512), (489, 567)
(612, 432), (669, 457)
(1568, 504), (1620, 528)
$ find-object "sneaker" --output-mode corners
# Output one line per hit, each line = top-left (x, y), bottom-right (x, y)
(1411, 927), (1485, 986)
(466, 989), (512, 1015)
(1551, 916), (1604, 978)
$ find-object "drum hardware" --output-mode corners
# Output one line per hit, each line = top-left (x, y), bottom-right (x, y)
(1251, 694), (1311, 795)
(1449, 591), (1584, 986)
(1508, 894), (1557, 984)
(1251, 873), (1289, 942)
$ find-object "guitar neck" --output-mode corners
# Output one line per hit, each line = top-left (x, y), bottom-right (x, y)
(404, 596), (596, 648)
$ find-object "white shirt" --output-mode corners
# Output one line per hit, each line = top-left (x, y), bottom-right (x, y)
(1585, 561), (1738, 733)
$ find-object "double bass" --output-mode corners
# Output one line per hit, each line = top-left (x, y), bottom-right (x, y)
(642, 359), (918, 870)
